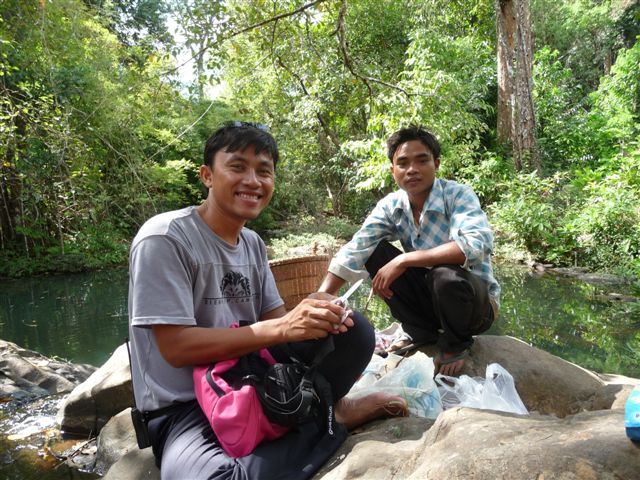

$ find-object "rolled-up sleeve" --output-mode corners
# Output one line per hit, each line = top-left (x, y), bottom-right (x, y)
(328, 203), (397, 282)
(448, 186), (494, 269)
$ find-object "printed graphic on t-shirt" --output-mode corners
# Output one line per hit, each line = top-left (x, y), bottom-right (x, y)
(221, 271), (251, 297)
(203, 270), (256, 306)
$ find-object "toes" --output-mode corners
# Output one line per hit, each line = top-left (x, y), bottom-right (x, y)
(436, 358), (465, 376)
(385, 338), (412, 352)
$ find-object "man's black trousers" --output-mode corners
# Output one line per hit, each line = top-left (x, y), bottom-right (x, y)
(365, 240), (495, 353)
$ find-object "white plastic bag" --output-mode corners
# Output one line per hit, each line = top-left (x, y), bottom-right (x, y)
(435, 363), (528, 415)
(348, 351), (442, 419)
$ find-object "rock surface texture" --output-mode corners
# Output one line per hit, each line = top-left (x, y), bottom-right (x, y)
(6, 329), (638, 479)
(57, 343), (133, 435)
(74, 335), (640, 480)
(0, 339), (95, 403)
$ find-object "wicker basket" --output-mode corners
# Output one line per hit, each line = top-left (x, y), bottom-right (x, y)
(269, 255), (331, 310)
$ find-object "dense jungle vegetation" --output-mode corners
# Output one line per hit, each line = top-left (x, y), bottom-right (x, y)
(1, 0), (639, 279)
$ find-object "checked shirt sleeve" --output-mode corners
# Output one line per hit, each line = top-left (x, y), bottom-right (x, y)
(328, 201), (397, 283)
(447, 185), (494, 269)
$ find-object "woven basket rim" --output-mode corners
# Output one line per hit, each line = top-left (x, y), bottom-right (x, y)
(268, 254), (331, 267)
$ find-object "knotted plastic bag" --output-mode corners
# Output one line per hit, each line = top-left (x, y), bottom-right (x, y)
(435, 363), (528, 415)
(348, 351), (442, 419)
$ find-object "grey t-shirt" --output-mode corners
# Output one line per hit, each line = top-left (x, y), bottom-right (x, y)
(128, 206), (284, 412)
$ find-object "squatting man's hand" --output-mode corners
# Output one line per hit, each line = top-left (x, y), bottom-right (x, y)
(372, 256), (407, 299)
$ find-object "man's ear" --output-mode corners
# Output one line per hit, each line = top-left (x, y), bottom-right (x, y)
(434, 158), (441, 171)
(200, 164), (213, 189)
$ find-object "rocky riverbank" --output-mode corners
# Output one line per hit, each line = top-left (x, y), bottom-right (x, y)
(2, 336), (639, 479)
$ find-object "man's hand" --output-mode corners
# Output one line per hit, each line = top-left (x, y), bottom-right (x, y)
(372, 255), (406, 299)
(306, 292), (354, 333)
(278, 297), (349, 341)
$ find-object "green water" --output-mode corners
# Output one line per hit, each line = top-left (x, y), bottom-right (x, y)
(0, 263), (639, 479)
(349, 263), (640, 379)
(0, 263), (638, 374)
(0, 268), (129, 367)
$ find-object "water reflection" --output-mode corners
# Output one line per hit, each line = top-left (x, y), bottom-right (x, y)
(348, 263), (640, 378)
(490, 264), (640, 378)
(0, 263), (639, 480)
(0, 269), (129, 366)
(0, 264), (638, 377)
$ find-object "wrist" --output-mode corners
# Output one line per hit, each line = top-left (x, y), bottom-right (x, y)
(395, 253), (410, 268)
(253, 317), (287, 345)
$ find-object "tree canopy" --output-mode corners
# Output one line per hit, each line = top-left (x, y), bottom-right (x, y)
(1, 0), (639, 279)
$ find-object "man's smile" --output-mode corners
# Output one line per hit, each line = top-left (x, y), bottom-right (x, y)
(236, 192), (263, 200)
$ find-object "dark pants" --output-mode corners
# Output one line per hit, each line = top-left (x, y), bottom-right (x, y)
(365, 240), (494, 354)
(147, 312), (374, 480)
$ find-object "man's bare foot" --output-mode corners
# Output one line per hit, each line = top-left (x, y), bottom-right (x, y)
(385, 338), (412, 353)
(334, 392), (409, 430)
(434, 349), (469, 376)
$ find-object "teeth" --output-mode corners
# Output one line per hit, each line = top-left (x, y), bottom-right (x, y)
(238, 193), (260, 200)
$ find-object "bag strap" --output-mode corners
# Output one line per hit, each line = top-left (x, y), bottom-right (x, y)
(125, 338), (139, 409)
(205, 365), (227, 397)
(256, 337), (337, 434)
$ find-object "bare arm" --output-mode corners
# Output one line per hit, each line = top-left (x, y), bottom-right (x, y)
(152, 297), (347, 367)
(372, 241), (465, 299)
(318, 271), (347, 296)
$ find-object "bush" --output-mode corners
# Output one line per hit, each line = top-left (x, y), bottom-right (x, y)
(267, 232), (342, 259)
(456, 151), (513, 206)
(489, 172), (572, 263)
(490, 143), (640, 279)
(564, 148), (640, 277)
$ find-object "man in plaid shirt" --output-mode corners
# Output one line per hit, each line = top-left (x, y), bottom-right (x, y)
(319, 125), (500, 376)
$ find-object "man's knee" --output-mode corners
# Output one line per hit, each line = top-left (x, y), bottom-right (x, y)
(428, 265), (475, 301)
(346, 311), (375, 348)
(332, 311), (375, 366)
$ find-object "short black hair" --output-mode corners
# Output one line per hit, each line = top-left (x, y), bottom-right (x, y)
(204, 121), (279, 168)
(386, 125), (441, 162)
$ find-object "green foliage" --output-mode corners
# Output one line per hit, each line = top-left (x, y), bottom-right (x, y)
(455, 151), (513, 206)
(489, 172), (572, 262)
(589, 40), (640, 146)
(564, 148), (640, 276)
(532, 0), (617, 91)
(0, 0), (232, 275)
(2, 0), (639, 283)
(533, 47), (604, 170)
(491, 142), (640, 278)
(267, 232), (342, 259)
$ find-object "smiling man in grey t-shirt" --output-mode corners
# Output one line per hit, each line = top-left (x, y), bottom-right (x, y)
(128, 122), (407, 480)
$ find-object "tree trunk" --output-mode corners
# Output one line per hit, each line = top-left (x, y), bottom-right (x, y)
(495, 0), (539, 172)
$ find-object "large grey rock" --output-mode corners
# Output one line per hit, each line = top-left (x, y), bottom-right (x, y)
(57, 343), (132, 435)
(0, 339), (95, 403)
(100, 406), (640, 480)
(97, 336), (640, 480)
(315, 407), (640, 480)
(94, 408), (139, 476)
(418, 407), (637, 480)
(417, 335), (605, 417)
(102, 447), (158, 480)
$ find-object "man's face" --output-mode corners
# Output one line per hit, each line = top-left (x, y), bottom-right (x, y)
(201, 145), (275, 223)
(390, 139), (440, 203)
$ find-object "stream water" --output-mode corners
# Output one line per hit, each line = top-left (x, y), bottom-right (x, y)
(0, 263), (639, 479)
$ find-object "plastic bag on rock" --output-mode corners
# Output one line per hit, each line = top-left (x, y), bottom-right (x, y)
(348, 351), (442, 419)
(435, 363), (528, 415)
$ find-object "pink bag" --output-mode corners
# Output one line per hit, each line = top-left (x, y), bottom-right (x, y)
(193, 347), (289, 458)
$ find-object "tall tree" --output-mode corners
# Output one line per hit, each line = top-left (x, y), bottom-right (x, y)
(496, 0), (539, 172)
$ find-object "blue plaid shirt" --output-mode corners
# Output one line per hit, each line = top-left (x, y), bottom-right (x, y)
(329, 178), (500, 304)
